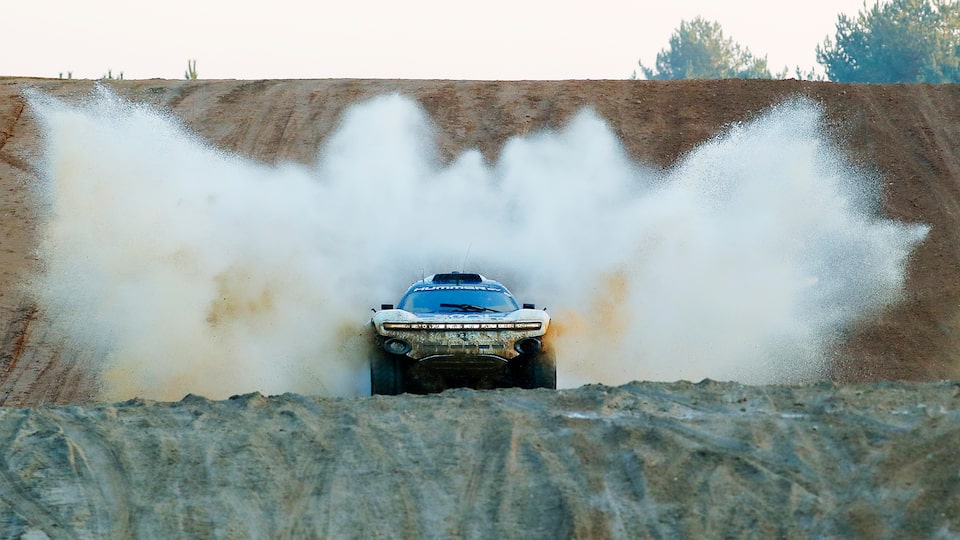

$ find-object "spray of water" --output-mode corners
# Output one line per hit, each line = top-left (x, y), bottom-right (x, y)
(28, 87), (928, 400)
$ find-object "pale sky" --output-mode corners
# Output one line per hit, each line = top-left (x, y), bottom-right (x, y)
(6, 0), (870, 80)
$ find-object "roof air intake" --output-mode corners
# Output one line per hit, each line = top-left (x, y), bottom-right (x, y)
(432, 272), (482, 284)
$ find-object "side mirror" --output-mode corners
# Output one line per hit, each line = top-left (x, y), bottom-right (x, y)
(522, 303), (535, 309)
(381, 304), (394, 310)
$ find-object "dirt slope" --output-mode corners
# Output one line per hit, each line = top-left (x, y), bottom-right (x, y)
(0, 381), (957, 539)
(2, 78), (960, 405)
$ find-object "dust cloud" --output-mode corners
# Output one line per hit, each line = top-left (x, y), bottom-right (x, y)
(28, 87), (928, 400)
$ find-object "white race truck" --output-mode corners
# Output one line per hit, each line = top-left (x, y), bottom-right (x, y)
(369, 272), (555, 395)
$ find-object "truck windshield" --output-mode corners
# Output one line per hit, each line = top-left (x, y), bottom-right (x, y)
(399, 288), (519, 314)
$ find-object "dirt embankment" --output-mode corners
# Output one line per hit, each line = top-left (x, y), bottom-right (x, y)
(2, 79), (960, 405)
(0, 79), (959, 537)
(0, 381), (958, 538)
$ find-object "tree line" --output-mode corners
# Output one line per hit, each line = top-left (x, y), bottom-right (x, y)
(636, 0), (960, 82)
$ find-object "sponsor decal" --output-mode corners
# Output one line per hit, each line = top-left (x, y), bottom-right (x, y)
(411, 285), (511, 294)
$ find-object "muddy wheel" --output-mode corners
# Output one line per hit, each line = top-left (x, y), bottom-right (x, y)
(531, 349), (557, 389)
(516, 349), (556, 389)
(370, 351), (407, 395)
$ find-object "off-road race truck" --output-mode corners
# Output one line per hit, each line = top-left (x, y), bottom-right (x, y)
(369, 272), (555, 395)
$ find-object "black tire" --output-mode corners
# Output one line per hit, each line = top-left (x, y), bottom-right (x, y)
(516, 349), (556, 389)
(531, 349), (557, 389)
(370, 350), (406, 395)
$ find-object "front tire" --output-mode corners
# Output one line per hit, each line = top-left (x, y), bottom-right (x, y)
(370, 350), (407, 395)
(516, 349), (557, 389)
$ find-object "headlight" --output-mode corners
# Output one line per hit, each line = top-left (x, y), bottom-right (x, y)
(382, 321), (542, 330)
(383, 323), (413, 329)
(510, 322), (543, 330)
(383, 338), (412, 355)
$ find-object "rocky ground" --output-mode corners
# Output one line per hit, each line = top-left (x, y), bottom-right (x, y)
(1, 381), (958, 538)
(1, 78), (959, 537)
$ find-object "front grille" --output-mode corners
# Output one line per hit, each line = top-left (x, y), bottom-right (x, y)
(419, 355), (507, 372)
(421, 343), (506, 352)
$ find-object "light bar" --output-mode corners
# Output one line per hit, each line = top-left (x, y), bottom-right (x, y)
(383, 321), (542, 331)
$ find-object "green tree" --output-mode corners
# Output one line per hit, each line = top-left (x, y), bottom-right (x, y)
(817, 0), (960, 82)
(636, 17), (773, 79)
